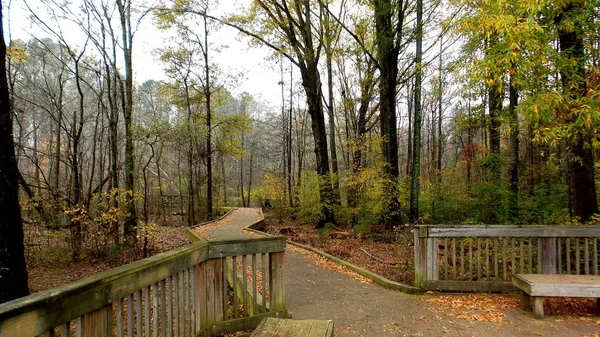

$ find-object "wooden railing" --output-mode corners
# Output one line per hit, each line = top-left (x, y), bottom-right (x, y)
(414, 225), (600, 292)
(0, 237), (287, 337)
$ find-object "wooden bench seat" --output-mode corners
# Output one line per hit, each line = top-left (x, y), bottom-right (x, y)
(250, 317), (334, 337)
(512, 273), (600, 319)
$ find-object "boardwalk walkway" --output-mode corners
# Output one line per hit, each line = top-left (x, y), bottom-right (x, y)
(200, 208), (600, 337)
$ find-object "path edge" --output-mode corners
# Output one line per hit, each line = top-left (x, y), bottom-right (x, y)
(243, 226), (422, 295)
(186, 208), (235, 242)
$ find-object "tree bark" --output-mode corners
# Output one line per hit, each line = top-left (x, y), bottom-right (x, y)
(0, 0), (29, 302)
(509, 75), (519, 220)
(558, 1), (598, 222)
(117, 0), (137, 242)
(409, 0), (423, 224)
(374, 0), (402, 229)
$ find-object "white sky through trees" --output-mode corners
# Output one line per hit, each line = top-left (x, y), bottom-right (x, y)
(7, 0), (287, 107)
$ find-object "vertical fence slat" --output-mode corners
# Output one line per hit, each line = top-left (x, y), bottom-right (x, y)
(519, 238), (524, 274)
(443, 238), (448, 280)
(75, 317), (83, 337)
(566, 238), (571, 274)
(160, 279), (166, 337)
(153, 283), (159, 337)
(511, 238), (515, 276)
(261, 253), (267, 311)
(136, 290), (142, 337)
(460, 239), (465, 279)
(558, 238), (563, 274)
(252, 254), (258, 315)
(502, 238), (507, 280)
(494, 238), (499, 280)
(476, 238), (481, 281)
(83, 305), (112, 337)
(485, 238), (490, 280)
(127, 293), (134, 337)
(232, 256), (239, 319)
(222, 257), (228, 320)
(117, 298), (124, 337)
(584, 238), (590, 275)
(576, 238), (581, 275)
(452, 238), (456, 280)
(594, 239), (598, 275)
(528, 238), (533, 273)
(242, 254), (248, 316)
(144, 286), (150, 337)
(468, 238), (473, 280)
(269, 251), (285, 314)
(537, 238), (542, 274)
(61, 323), (68, 337)
(167, 276), (172, 337)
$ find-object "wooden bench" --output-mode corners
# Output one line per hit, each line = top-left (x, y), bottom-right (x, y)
(250, 317), (334, 337)
(512, 273), (600, 319)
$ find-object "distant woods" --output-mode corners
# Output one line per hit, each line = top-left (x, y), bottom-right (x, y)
(4, 0), (600, 267)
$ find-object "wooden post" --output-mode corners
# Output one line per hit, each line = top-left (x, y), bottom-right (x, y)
(427, 237), (439, 281)
(269, 251), (286, 315)
(194, 263), (207, 333)
(414, 227), (428, 288)
(82, 305), (112, 337)
(541, 238), (556, 274)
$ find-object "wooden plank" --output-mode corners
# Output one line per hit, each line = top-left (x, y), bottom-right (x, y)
(144, 286), (150, 337)
(208, 238), (286, 259)
(61, 323), (68, 337)
(159, 280), (166, 337)
(426, 280), (515, 292)
(421, 225), (600, 238)
(427, 238), (439, 281)
(83, 305), (111, 337)
(594, 239), (598, 275)
(477, 238), (481, 281)
(135, 290), (142, 337)
(533, 297), (545, 319)
(512, 274), (600, 297)
(166, 276), (172, 337)
(452, 238), (456, 280)
(242, 255), (249, 316)
(585, 238), (590, 275)
(542, 238), (556, 274)
(117, 298), (124, 337)
(269, 252), (285, 314)
(199, 312), (286, 337)
(261, 254), (267, 310)
(576, 238), (581, 275)
(152, 283), (158, 337)
(566, 238), (571, 274)
(75, 317), (82, 337)
(127, 293), (133, 337)
(414, 231), (427, 288)
(232, 256), (239, 319)
(252, 254), (258, 315)
(485, 238), (489, 280)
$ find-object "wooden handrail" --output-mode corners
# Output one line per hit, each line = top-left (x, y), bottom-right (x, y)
(0, 236), (287, 337)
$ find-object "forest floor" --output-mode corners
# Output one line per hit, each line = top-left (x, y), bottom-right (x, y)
(262, 214), (415, 285)
(25, 215), (189, 292)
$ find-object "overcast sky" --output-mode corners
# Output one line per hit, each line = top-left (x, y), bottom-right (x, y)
(7, 0), (288, 107)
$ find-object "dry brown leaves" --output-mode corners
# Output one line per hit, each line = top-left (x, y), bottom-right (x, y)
(287, 244), (373, 284)
(427, 294), (519, 323)
(263, 216), (414, 285)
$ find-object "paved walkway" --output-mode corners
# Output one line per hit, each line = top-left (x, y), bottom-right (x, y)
(201, 208), (600, 337)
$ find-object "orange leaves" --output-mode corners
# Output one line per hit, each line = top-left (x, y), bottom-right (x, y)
(427, 294), (519, 323)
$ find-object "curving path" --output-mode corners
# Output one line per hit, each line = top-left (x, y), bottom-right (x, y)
(200, 208), (600, 337)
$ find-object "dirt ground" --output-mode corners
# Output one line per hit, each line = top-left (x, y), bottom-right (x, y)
(262, 214), (416, 286)
(25, 218), (189, 293)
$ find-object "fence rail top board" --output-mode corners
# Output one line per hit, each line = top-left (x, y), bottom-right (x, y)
(417, 225), (600, 238)
(0, 236), (287, 337)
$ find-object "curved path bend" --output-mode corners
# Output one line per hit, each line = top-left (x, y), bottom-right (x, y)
(199, 208), (599, 337)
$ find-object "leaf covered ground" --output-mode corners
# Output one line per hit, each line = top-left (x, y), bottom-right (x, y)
(262, 215), (415, 285)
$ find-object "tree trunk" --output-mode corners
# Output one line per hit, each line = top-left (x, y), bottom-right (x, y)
(117, 0), (137, 242)
(0, 0), (29, 302)
(203, 15), (213, 220)
(558, 1), (598, 222)
(409, 0), (423, 224)
(509, 75), (519, 220)
(374, 0), (402, 229)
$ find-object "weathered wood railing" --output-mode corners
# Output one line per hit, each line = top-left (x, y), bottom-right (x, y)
(0, 237), (287, 337)
(414, 225), (600, 292)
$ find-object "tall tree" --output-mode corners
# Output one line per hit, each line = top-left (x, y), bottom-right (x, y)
(557, 0), (598, 221)
(409, 0), (423, 223)
(373, 0), (405, 228)
(117, 0), (137, 241)
(0, 0), (29, 303)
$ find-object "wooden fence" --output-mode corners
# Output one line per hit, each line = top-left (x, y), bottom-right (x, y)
(0, 237), (287, 337)
(414, 225), (600, 292)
